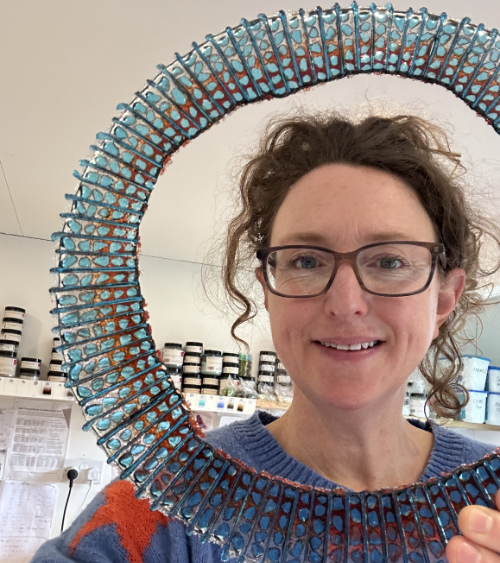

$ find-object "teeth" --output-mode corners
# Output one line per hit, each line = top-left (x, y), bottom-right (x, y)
(320, 340), (378, 350)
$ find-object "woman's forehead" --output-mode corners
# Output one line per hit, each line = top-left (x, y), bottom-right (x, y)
(270, 164), (438, 246)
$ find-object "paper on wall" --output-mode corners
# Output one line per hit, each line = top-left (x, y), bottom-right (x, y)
(4, 400), (71, 481)
(0, 480), (56, 563)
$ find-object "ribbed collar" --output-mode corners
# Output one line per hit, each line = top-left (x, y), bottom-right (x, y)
(226, 410), (484, 492)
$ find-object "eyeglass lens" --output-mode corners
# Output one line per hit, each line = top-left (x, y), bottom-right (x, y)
(266, 244), (433, 296)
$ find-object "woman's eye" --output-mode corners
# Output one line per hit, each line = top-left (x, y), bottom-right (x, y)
(292, 256), (318, 269)
(378, 256), (405, 269)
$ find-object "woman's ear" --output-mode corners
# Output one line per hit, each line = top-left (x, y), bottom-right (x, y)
(255, 267), (269, 311)
(433, 268), (466, 339)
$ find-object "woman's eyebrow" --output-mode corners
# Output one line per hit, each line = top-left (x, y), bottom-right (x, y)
(280, 231), (415, 245)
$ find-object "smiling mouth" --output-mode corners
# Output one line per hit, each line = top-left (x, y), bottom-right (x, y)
(315, 340), (383, 351)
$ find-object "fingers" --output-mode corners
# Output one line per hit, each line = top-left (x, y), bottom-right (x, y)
(446, 535), (500, 563)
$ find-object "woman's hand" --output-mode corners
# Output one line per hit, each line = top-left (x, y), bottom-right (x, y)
(446, 489), (500, 563)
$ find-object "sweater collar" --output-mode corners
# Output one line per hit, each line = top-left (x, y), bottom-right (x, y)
(230, 410), (468, 492)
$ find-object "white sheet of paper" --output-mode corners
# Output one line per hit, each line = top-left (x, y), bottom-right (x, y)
(0, 409), (15, 450)
(0, 480), (56, 563)
(5, 400), (71, 481)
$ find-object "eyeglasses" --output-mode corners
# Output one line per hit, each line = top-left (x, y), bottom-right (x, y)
(256, 241), (447, 298)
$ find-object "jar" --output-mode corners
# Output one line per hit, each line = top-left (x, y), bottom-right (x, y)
(0, 340), (17, 353)
(276, 372), (292, 385)
(0, 350), (17, 377)
(2, 318), (23, 332)
(202, 375), (220, 388)
(4, 306), (26, 320)
(409, 394), (427, 418)
(185, 342), (203, 354)
(223, 352), (239, 364)
(184, 352), (201, 365)
(182, 363), (201, 375)
(19, 368), (40, 380)
(20, 357), (42, 371)
(1, 329), (22, 343)
(222, 363), (239, 376)
(48, 371), (67, 382)
(167, 367), (183, 391)
(201, 350), (222, 376)
(49, 360), (64, 373)
(277, 361), (286, 371)
(162, 343), (184, 368)
(201, 385), (219, 396)
(183, 372), (201, 393)
(53, 336), (61, 346)
(259, 351), (276, 364)
(259, 362), (275, 373)
(51, 348), (64, 362)
(258, 371), (275, 384)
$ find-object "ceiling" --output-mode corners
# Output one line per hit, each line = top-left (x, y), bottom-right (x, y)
(1, 0), (500, 270)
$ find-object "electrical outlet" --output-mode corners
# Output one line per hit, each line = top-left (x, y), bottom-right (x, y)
(64, 458), (104, 485)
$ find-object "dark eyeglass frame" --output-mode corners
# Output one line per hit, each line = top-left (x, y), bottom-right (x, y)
(256, 241), (447, 298)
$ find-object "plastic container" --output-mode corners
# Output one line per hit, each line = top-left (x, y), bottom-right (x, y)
(223, 352), (239, 364)
(162, 343), (185, 368)
(47, 371), (67, 382)
(486, 392), (500, 425)
(0, 350), (17, 377)
(258, 362), (276, 373)
(487, 366), (500, 392)
(222, 363), (239, 376)
(0, 340), (17, 353)
(51, 349), (64, 362)
(185, 342), (203, 354)
(201, 385), (219, 396)
(184, 352), (201, 365)
(462, 390), (487, 423)
(182, 375), (201, 391)
(49, 360), (64, 373)
(19, 368), (41, 380)
(20, 357), (42, 371)
(4, 306), (26, 320)
(2, 318), (23, 332)
(459, 356), (490, 391)
(201, 350), (222, 376)
(259, 351), (277, 363)
(1, 329), (22, 344)
(182, 363), (201, 375)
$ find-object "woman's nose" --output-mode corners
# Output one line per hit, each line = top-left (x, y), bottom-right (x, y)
(322, 260), (369, 317)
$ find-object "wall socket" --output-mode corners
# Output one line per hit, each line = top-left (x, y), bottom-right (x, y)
(64, 458), (104, 485)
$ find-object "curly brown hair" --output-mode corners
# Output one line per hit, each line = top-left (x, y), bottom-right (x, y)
(210, 110), (500, 420)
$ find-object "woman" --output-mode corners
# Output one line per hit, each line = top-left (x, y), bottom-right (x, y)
(32, 112), (500, 563)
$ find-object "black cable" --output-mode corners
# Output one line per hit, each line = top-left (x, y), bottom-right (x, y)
(61, 468), (79, 532)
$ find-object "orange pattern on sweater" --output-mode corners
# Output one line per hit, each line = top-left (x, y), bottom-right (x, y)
(70, 480), (170, 563)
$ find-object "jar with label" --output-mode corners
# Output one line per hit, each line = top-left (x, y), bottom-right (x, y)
(409, 393), (427, 418)
(259, 362), (276, 374)
(201, 350), (223, 376)
(201, 381), (219, 395)
(182, 372), (201, 393)
(259, 351), (277, 364)
(185, 341), (203, 354)
(51, 348), (64, 362)
(223, 352), (239, 365)
(162, 343), (184, 368)
(4, 306), (25, 320)
(184, 352), (201, 366)
(167, 367), (183, 391)
(0, 350), (17, 377)
(0, 339), (17, 353)
(19, 368), (41, 380)
(49, 360), (64, 373)
(48, 371), (67, 382)
(20, 358), (42, 372)
(1, 329), (22, 344)
(182, 363), (201, 376)
(2, 317), (23, 332)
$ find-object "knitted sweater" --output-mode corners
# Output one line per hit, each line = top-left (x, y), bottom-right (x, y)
(31, 411), (497, 563)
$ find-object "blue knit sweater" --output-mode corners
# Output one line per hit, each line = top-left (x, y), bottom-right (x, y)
(31, 411), (497, 563)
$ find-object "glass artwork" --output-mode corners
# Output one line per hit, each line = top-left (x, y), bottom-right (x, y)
(50, 3), (500, 561)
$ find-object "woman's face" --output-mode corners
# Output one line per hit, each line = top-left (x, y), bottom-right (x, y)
(259, 163), (465, 413)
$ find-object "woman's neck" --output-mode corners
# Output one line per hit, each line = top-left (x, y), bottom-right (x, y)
(265, 389), (434, 492)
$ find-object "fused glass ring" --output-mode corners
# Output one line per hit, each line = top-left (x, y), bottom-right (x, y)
(50, 3), (500, 561)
